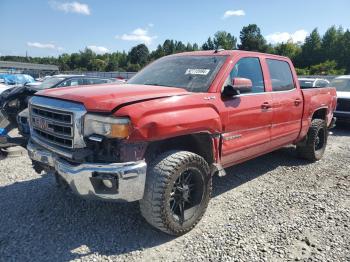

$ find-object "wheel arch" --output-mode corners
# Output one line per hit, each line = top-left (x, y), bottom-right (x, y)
(145, 132), (216, 165)
(312, 107), (328, 121)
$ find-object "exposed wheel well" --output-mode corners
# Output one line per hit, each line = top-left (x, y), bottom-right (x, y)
(145, 133), (214, 165)
(312, 108), (327, 120)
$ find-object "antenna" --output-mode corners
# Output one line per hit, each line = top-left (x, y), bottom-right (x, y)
(214, 47), (225, 53)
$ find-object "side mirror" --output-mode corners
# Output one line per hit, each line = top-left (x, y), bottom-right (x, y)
(232, 77), (253, 93)
(222, 85), (240, 97)
(222, 77), (253, 97)
(0, 79), (5, 84)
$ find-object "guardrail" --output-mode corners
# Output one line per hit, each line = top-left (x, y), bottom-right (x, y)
(62, 71), (137, 80)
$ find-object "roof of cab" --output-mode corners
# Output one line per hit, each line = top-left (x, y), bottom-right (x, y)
(169, 50), (290, 60)
(335, 75), (350, 79)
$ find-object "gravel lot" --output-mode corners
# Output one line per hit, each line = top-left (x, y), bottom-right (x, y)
(0, 126), (349, 262)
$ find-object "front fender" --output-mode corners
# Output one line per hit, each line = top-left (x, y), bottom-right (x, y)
(115, 94), (222, 141)
(133, 107), (222, 140)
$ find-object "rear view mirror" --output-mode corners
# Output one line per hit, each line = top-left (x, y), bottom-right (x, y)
(232, 77), (252, 93)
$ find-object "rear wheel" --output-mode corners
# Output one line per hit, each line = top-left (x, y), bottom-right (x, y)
(140, 150), (211, 235)
(296, 119), (328, 162)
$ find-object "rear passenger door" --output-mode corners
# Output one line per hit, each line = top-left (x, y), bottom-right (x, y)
(266, 59), (303, 147)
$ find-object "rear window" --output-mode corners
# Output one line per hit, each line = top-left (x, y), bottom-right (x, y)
(330, 78), (350, 92)
(299, 79), (314, 88)
(267, 59), (295, 91)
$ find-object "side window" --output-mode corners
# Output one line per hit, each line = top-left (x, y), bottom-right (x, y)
(267, 59), (295, 91)
(91, 78), (108, 84)
(224, 57), (265, 94)
(316, 80), (328, 88)
(84, 78), (108, 85)
(69, 78), (84, 86)
(57, 80), (69, 87)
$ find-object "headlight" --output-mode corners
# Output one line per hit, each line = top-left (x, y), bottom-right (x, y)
(84, 114), (131, 139)
(8, 99), (20, 108)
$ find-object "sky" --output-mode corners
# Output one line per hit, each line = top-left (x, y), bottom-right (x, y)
(1, 0), (350, 57)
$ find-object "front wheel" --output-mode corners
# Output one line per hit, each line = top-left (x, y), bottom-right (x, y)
(296, 119), (328, 162)
(140, 151), (212, 235)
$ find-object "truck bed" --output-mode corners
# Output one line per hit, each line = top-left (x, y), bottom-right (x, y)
(298, 87), (337, 140)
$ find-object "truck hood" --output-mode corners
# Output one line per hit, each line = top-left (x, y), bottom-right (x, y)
(36, 84), (190, 112)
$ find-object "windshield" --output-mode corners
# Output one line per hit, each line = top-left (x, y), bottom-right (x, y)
(330, 78), (350, 92)
(37, 77), (65, 89)
(299, 79), (314, 88)
(128, 55), (228, 92)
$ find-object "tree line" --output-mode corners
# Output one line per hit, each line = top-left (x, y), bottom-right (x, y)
(1, 24), (350, 75)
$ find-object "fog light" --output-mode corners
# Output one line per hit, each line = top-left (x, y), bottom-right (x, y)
(102, 179), (114, 189)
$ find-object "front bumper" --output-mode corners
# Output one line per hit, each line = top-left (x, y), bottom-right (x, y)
(27, 140), (147, 202)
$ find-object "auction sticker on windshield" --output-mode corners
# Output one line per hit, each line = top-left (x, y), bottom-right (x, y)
(185, 69), (210, 75)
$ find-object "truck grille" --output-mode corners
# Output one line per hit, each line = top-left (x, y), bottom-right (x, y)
(337, 98), (350, 112)
(31, 105), (74, 149)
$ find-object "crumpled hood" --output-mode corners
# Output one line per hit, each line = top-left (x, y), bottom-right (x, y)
(36, 84), (189, 112)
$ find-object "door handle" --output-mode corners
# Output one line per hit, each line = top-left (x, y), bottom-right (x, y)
(261, 102), (271, 110)
(294, 98), (302, 106)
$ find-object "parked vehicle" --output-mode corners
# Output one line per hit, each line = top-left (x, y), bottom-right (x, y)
(330, 75), (350, 122)
(298, 78), (330, 89)
(26, 50), (337, 235)
(0, 79), (11, 94)
(0, 74), (35, 86)
(0, 75), (115, 147)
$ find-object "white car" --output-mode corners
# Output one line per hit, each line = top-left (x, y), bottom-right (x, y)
(298, 78), (330, 89)
(330, 75), (350, 122)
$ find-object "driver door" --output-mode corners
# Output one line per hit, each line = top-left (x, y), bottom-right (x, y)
(219, 56), (273, 166)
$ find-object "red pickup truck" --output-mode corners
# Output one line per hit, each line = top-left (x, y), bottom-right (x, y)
(27, 50), (337, 235)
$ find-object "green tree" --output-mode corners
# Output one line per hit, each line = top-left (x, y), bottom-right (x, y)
(163, 40), (175, 55)
(58, 53), (71, 71)
(321, 26), (341, 62)
(300, 29), (322, 67)
(202, 37), (215, 50)
(309, 60), (346, 75)
(89, 58), (106, 71)
(126, 62), (141, 72)
(174, 41), (186, 52)
(80, 48), (96, 70)
(295, 68), (310, 75)
(193, 43), (199, 51)
(238, 24), (268, 52)
(186, 43), (193, 51)
(128, 44), (150, 66)
(213, 31), (237, 50)
(336, 29), (350, 73)
(274, 40), (302, 61)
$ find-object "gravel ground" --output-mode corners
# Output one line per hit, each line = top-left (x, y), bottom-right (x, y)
(0, 126), (349, 262)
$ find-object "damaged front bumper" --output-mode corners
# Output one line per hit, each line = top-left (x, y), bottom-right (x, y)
(27, 140), (147, 202)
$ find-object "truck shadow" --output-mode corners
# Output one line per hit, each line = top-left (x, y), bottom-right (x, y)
(0, 146), (311, 260)
(212, 146), (309, 197)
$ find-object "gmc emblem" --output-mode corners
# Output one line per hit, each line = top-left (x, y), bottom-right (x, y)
(32, 117), (53, 132)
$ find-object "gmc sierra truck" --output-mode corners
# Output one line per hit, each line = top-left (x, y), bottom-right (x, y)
(27, 50), (337, 235)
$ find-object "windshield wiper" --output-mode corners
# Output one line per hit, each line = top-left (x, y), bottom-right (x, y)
(143, 83), (162, 86)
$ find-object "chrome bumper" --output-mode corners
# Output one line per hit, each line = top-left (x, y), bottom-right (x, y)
(27, 140), (147, 202)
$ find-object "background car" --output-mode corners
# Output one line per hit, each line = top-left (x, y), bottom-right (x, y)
(330, 75), (350, 123)
(0, 79), (11, 94)
(298, 78), (330, 89)
(0, 75), (116, 147)
(0, 74), (35, 86)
